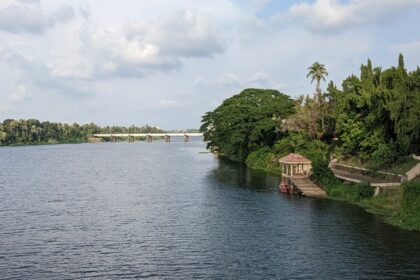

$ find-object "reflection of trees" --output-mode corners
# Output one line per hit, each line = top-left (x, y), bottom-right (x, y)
(207, 158), (278, 192)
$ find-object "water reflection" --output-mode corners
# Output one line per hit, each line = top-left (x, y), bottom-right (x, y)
(207, 158), (279, 192)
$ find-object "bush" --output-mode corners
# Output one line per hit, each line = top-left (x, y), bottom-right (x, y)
(370, 143), (396, 169)
(245, 147), (281, 173)
(311, 157), (337, 186)
(355, 181), (374, 199)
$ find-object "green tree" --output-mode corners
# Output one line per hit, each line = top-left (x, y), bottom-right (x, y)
(307, 62), (329, 133)
(200, 88), (295, 162)
(307, 62), (329, 103)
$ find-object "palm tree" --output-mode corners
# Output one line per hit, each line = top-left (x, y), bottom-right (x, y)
(306, 62), (328, 103)
(307, 62), (328, 136)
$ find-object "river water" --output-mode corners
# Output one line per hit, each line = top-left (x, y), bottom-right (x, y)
(1, 140), (420, 279)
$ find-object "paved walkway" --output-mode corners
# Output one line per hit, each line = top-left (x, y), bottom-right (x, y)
(331, 168), (393, 184)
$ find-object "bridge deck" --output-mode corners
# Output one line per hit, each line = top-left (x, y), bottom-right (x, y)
(291, 177), (327, 198)
(93, 133), (203, 137)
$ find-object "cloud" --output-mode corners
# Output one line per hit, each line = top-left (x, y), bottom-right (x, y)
(0, 1), (74, 34)
(125, 10), (226, 58)
(388, 41), (420, 63)
(193, 73), (241, 89)
(81, 25), (181, 79)
(45, 9), (227, 80)
(2, 49), (91, 97)
(389, 41), (420, 53)
(249, 71), (270, 84)
(278, 0), (420, 33)
(9, 84), (28, 103)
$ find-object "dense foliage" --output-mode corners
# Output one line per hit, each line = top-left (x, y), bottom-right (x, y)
(281, 55), (419, 168)
(329, 55), (420, 164)
(397, 181), (420, 230)
(0, 119), (163, 145)
(200, 88), (295, 162)
(245, 147), (281, 174)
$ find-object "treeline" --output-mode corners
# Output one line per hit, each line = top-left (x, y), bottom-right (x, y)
(0, 119), (163, 145)
(201, 54), (420, 170)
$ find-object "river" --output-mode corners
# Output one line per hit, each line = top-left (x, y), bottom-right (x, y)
(1, 140), (420, 279)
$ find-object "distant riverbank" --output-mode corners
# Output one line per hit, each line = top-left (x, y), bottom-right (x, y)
(0, 119), (165, 146)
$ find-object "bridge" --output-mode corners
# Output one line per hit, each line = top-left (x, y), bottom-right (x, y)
(93, 133), (203, 143)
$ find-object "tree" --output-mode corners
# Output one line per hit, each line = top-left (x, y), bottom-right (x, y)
(307, 62), (329, 103)
(200, 88), (295, 162)
(307, 62), (329, 133)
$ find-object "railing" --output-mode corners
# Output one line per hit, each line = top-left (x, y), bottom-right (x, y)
(330, 162), (403, 183)
(93, 133), (203, 137)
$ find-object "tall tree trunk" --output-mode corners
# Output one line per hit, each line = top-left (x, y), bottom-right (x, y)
(316, 77), (325, 136)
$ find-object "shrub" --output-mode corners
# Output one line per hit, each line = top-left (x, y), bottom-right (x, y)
(370, 143), (396, 169)
(245, 147), (280, 173)
(311, 157), (337, 186)
(355, 181), (374, 199)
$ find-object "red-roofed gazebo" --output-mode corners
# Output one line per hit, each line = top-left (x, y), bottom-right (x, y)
(279, 153), (312, 181)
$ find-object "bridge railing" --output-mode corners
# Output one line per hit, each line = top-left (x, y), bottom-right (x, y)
(92, 133), (203, 143)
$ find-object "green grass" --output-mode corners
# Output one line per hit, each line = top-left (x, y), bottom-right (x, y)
(358, 190), (401, 217)
(393, 181), (420, 231)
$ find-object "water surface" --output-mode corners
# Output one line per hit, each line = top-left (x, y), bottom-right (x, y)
(1, 141), (420, 279)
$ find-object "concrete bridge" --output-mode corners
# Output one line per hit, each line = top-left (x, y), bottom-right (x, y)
(93, 133), (203, 143)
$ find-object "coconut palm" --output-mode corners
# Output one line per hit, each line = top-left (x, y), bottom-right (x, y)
(307, 62), (328, 136)
(306, 62), (328, 102)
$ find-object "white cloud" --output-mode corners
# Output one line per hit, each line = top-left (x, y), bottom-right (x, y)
(249, 71), (270, 84)
(389, 41), (420, 53)
(41, 9), (227, 80)
(9, 85), (28, 103)
(388, 41), (420, 64)
(280, 0), (420, 33)
(82, 25), (181, 79)
(193, 73), (241, 89)
(125, 10), (226, 58)
(2, 49), (91, 97)
(0, 0), (74, 34)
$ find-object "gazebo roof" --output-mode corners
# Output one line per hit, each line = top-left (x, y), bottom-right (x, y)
(279, 153), (311, 164)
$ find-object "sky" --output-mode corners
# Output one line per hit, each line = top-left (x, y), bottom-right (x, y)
(0, 0), (419, 130)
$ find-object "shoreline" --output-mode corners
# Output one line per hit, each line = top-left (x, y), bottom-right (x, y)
(242, 158), (419, 232)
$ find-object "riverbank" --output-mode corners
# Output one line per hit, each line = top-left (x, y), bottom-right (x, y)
(245, 155), (420, 231)
(0, 137), (163, 147)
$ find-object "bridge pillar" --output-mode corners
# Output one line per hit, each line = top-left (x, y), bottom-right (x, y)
(110, 136), (117, 142)
(147, 135), (153, 143)
(165, 135), (171, 142)
(128, 135), (134, 143)
(184, 135), (190, 143)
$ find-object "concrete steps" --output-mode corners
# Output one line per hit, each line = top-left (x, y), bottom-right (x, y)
(292, 178), (327, 198)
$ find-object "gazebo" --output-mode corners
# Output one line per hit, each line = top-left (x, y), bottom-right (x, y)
(279, 153), (312, 182)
